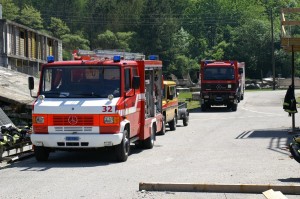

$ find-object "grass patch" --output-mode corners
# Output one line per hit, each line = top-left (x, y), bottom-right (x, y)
(178, 92), (200, 110)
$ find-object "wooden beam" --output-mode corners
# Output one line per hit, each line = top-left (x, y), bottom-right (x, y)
(282, 21), (300, 26)
(139, 182), (300, 195)
(281, 8), (300, 13)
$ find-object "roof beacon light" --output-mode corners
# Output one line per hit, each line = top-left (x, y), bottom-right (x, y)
(149, 55), (158, 60)
(113, 55), (121, 62)
(47, 56), (55, 63)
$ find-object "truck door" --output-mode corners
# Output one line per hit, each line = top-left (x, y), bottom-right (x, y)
(124, 67), (140, 137)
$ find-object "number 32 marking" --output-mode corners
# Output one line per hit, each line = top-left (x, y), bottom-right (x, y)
(102, 106), (113, 112)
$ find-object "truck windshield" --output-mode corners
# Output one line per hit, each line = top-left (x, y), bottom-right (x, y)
(40, 66), (120, 98)
(204, 67), (234, 80)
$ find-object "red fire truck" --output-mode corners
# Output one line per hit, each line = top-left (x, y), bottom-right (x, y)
(200, 60), (245, 111)
(28, 50), (164, 162)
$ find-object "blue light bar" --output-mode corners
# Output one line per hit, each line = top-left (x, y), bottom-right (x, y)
(149, 55), (158, 60)
(47, 56), (54, 63)
(113, 55), (121, 62)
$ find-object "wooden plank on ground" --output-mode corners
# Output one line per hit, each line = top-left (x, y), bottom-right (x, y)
(139, 182), (300, 195)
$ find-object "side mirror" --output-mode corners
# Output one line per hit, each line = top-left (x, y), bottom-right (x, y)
(28, 77), (34, 90)
(238, 68), (243, 74)
(132, 76), (140, 89)
(28, 77), (37, 98)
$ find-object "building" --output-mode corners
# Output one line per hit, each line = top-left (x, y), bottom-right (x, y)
(0, 19), (62, 76)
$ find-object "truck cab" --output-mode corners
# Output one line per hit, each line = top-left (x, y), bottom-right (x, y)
(200, 60), (245, 111)
(28, 50), (164, 162)
(161, 80), (189, 134)
(162, 81), (178, 131)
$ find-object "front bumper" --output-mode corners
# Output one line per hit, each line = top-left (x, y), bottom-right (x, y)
(31, 133), (123, 148)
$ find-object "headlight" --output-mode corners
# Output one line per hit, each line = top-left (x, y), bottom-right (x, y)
(204, 95), (209, 99)
(228, 84), (232, 88)
(104, 116), (114, 124)
(229, 96), (234, 99)
(35, 116), (44, 124)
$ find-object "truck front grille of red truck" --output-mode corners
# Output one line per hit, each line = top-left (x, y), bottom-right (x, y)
(53, 115), (94, 126)
(203, 83), (235, 91)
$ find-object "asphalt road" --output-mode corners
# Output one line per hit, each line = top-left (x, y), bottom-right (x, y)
(1, 90), (300, 199)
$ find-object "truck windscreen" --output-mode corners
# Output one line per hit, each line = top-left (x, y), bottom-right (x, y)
(40, 66), (120, 98)
(204, 67), (234, 80)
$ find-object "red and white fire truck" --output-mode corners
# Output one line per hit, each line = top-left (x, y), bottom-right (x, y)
(28, 50), (164, 162)
(200, 60), (245, 111)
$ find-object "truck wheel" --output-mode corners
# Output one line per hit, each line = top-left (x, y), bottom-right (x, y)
(34, 146), (49, 162)
(241, 94), (244, 100)
(183, 113), (189, 126)
(168, 117), (176, 131)
(158, 118), (166, 135)
(115, 129), (130, 162)
(143, 127), (155, 149)
(201, 103), (207, 112)
(232, 104), (238, 111)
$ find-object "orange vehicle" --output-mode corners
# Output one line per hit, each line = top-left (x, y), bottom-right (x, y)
(28, 50), (164, 162)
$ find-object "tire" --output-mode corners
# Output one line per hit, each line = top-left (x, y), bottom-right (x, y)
(34, 146), (49, 162)
(158, 117), (166, 135)
(168, 116), (176, 131)
(0, 146), (3, 160)
(115, 129), (130, 162)
(183, 113), (189, 126)
(201, 103), (207, 112)
(143, 127), (155, 149)
(232, 104), (238, 111)
(241, 94), (244, 100)
(289, 143), (300, 164)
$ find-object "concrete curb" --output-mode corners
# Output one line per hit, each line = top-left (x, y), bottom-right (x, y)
(139, 182), (300, 195)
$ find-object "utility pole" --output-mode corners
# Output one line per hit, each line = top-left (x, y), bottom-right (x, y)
(271, 7), (276, 90)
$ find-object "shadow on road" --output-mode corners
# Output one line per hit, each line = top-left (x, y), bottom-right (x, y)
(278, 178), (300, 183)
(189, 106), (233, 113)
(235, 128), (296, 156)
(0, 145), (149, 171)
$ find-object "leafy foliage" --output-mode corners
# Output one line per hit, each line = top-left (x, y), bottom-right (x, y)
(1, 0), (19, 20)
(18, 5), (43, 30)
(2, 0), (300, 80)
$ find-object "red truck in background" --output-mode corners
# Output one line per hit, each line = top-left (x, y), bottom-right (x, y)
(200, 60), (245, 111)
(28, 50), (164, 162)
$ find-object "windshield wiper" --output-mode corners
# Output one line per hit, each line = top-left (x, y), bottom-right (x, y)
(42, 91), (69, 97)
(72, 92), (106, 98)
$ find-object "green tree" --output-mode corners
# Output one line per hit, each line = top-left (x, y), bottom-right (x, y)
(136, 0), (181, 55)
(115, 32), (135, 51)
(61, 34), (90, 60)
(18, 5), (43, 30)
(48, 17), (70, 39)
(97, 30), (118, 49)
(230, 19), (271, 78)
(96, 30), (135, 51)
(1, 0), (19, 20)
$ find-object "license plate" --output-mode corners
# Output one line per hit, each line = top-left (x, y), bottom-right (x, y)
(65, 136), (80, 141)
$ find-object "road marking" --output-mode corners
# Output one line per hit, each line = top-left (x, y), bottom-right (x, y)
(241, 107), (282, 116)
(189, 114), (281, 122)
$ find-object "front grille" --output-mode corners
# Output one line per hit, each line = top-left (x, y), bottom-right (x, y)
(54, 126), (93, 132)
(53, 115), (94, 126)
(203, 83), (235, 91)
